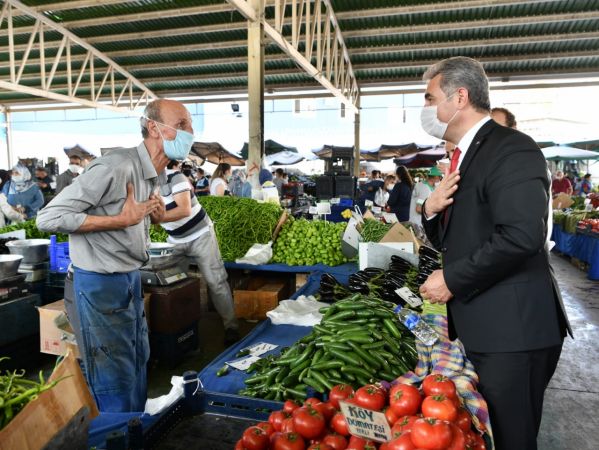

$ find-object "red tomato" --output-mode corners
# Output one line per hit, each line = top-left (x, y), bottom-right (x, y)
(421, 395), (458, 422)
(385, 406), (400, 425)
(389, 384), (422, 417)
(387, 432), (416, 450)
(273, 432), (307, 450)
(354, 385), (386, 411)
(328, 384), (355, 409)
(271, 432), (284, 445)
(330, 412), (350, 436)
(422, 374), (457, 400)
(282, 417), (297, 433)
(410, 418), (452, 450)
(347, 436), (377, 450)
(446, 424), (466, 450)
(320, 402), (338, 422)
(293, 406), (327, 440)
(285, 400), (301, 413)
(455, 408), (472, 433)
(307, 444), (334, 450)
(235, 439), (247, 450)
(305, 397), (323, 408)
(467, 432), (486, 450)
(242, 426), (270, 450)
(256, 421), (275, 437)
(322, 433), (348, 450)
(270, 410), (292, 432)
(391, 416), (419, 437)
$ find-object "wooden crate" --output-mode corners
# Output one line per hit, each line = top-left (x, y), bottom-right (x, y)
(234, 278), (287, 320)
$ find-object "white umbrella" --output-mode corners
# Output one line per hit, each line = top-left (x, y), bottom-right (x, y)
(541, 145), (599, 161)
(266, 150), (305, 166)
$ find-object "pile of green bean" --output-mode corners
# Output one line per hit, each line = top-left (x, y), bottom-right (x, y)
(237, 293), (418, 402)
(0, 358), (64, 430)
(360, 218), (392, 243)
(197, 196), (282, 261)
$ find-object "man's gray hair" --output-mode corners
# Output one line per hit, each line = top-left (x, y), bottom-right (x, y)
(423, 57), (490, 113)
(140, 99), (164, 138)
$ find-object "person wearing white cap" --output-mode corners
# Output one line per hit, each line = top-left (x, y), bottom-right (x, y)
(409, 166), (442, 226)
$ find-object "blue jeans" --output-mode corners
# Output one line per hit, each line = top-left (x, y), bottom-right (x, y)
(73, 267), (149, 412)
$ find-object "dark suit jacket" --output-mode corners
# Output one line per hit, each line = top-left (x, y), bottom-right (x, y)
(387, 182), (412, 222)
(423, 120), (571, 353)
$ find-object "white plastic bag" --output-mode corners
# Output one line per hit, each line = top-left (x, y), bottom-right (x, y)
(235, 241), (273, 265)
(374, 187), (388, 206)
(266, 295), (329, 326)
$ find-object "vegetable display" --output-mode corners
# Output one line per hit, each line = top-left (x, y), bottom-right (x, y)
(0, 219), (68, 242)
(235, 376), (487, 449)
(237, 293), (418, 402)
(0, 358), (65, 430)
(272, 218), (348, 267)
(359, 219), (392, 243)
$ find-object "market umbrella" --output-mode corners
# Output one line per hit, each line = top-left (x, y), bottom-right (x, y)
(392, 147), (447, 168)
(378, 143), (434, 159)
(239, 139), (298, 159)
(312, 145), (378, 161)
(265, 150), (304, 166)
(541, 145), (599, 161)
(64, 144), (95, 160)
(565, 139), (599, 151)
(190, 142), (245, 166)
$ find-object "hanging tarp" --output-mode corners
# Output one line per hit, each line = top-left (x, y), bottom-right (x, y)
(191, 142), (245, 166)
(266, 151), (305, 166)
(541, 145), (599, 161)
(240, 139), (298, 159)
(377, 143), (434, 160)
(64, 144), (95, 160)
(392, 147), (447, 168)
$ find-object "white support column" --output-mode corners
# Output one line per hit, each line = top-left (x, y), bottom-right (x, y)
(247, 0), (265, 188)
(4, 108), (15, 169)
(353, 96), (360, 177)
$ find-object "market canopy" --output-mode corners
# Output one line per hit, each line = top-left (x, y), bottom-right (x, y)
(265, 151), (304, 166)
(239, 139), (298, 160)
(64, 144), (95, 160)
(565, 139), (599, 151)
(377, 143), (435, 160)
(541, 145), (599, 161)
(190, 142), (245, 166)
(393, 147), (447, 168)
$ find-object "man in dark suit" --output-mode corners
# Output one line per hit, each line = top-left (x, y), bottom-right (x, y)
(418, 57), (571, 450)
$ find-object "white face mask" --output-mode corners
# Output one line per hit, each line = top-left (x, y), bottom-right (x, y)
(386, 183), (395, 191)
(12, 174), (24, 184)
(420, 93), (459, 140)
(434, 181), (441, 188)
(69, 164), (82, 174)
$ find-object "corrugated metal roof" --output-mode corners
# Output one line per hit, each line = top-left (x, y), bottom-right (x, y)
(1, 0), (598, 105)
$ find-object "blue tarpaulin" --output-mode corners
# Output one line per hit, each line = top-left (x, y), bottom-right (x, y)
(551, 225), (599, 280)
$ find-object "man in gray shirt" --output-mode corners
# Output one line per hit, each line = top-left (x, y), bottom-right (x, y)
(37, 99), (195, 412)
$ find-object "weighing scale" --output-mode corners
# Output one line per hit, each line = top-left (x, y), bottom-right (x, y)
(0, 274), (29, 304)
(18, 261), (49, 283)
(140, 244), (189, 286)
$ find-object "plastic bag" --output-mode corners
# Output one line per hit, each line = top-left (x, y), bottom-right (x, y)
(235, 241), (273, 265)
(266, 295), (329, 326)
(374, 187), (388, 206)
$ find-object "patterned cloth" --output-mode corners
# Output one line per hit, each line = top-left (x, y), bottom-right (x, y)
(396, 314), (494, 446)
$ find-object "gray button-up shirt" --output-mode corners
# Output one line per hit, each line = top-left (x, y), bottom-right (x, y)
(37, 143), (163, 274)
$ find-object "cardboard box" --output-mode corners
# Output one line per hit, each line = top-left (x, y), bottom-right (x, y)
(234, 278), (287, 320)
(0, 351), (98, 450)
(552, 193), (574, 209)
(38, 299), (80, 358)
(379, 222), (422, 254)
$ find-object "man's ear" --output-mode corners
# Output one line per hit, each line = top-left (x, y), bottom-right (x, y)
(456, 87), (469, 108)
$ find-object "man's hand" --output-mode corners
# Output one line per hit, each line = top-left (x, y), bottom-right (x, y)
(118, 183), (156, 227)
(149, 192), (166, 224)
(419, 269), (453, 304)
(424, 169), (461, 217)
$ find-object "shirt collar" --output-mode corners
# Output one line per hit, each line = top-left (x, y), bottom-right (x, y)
(137, 142), (158, 181)
(456, 116), (491, 169)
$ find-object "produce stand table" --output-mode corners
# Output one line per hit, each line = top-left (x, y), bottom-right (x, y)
(551, 224), (599, 280)
(224, 261), (357, 277)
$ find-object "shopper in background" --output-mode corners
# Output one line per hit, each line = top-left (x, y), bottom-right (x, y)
(491, 107), (518, 129)
(579, 173), (593, 196)
(258, 168), (280, 204)
(2, 164), (44, 219)
(210, 163), (232, 196)
(34, 167), (55, 194)
(551, 170), (573, 197)
(194, 168), (210, 196)
(0, 169), (26, 227)
(273, 168), (286, 198)
(418, 56), (569, 450)
(229, 168), (246, 197)
(387, 165), (413, 222)
(409, 166), (442, 226)
(37, 99), (199, 412)
(374, 174), (396, 207)
(55, 155), (84, 194)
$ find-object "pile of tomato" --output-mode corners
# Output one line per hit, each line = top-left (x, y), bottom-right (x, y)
(235, 374), (487, 450)
(577, 218), (599, 233)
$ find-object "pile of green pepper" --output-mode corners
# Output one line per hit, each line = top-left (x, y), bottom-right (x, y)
(0, 220), (68, 242)
(0, 358), (65, 430)
(237, 293), (418, 402)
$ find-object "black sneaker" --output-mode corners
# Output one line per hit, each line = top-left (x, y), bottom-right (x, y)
(224, 328), (240, 346)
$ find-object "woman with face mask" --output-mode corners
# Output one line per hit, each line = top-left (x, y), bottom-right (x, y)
(409, 166), (443, 226)
(374, 174), (396, 207)
(210, 163), (232, 196)
(2, 164), (45, 219)
(386, 165), (414, 222)
(0, 169), (26, 227)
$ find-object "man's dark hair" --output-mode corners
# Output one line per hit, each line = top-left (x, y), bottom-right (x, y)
(140, 100), (164, 138)
(275, 168), (284, 176)
(167, 160), (180, 170)
(197, 168), (205, 175)
(491, 107), (517, 129)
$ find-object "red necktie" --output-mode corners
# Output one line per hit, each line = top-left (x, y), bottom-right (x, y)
(449, 147), (461, 173)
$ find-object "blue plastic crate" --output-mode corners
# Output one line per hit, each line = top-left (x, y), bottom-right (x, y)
(339, 198), (354, 207)
(49, 235), (70, 273)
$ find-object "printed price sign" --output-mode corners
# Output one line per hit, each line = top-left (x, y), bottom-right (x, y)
(245, 342), (278, 356)
(225, 355), (260, 371)
(395, 287), (423, 307)
(339, 401), (392, 443)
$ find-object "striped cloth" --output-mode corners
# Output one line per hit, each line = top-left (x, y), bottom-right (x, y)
(396, 314), (494, 446)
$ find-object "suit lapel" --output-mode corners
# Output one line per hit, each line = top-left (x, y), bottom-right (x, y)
(441, 120), (497, 242)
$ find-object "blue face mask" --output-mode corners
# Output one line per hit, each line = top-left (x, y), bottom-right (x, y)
(153, 120), (194, 161)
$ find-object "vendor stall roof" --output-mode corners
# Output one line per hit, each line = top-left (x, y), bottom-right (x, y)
(1, 0), (598, 107)
(541, 145), (599, 161)
(191, 141), (245, 166)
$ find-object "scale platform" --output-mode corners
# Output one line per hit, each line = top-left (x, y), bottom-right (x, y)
(18, 261), (49, 283)
(0, 274), (29, 304)
(140, 264), (189, 286)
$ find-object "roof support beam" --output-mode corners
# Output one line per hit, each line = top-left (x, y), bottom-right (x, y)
(0, 0), (156, 113)
(226, 0), (359, 113)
